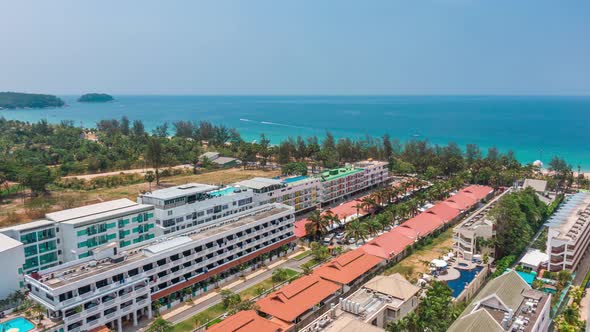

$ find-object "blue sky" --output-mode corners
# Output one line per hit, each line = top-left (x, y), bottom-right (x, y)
(1, 0), (589, 95)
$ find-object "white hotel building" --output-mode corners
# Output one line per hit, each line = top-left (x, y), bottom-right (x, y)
(138, 183), (255, 236)
(546, 192), (590, 272)
(25, 203), (295, 332)
(236, 175), (321, 213)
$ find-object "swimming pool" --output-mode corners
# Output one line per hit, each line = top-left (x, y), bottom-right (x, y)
(458, 262), (468, 267)
(282, 176), (308, 184)
(0, 317), (35, 332)
(516, 270), (537, 286)
(209, 187), (236, 197)
(447, 266), (483, 298)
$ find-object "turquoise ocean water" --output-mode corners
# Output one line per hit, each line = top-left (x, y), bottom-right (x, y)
(1, 95), (589, 169)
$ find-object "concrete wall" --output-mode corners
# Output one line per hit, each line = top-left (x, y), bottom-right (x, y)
(454, 264), (490, 303)
(0, 241), (25, 299)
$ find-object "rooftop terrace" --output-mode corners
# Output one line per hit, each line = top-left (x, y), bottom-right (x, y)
(545, 192), (590, 242)
(319, 167), (364, 182)
(139, 183), (219, 200)
(32, 204), (293, 289)
(45, 199), (153, 226)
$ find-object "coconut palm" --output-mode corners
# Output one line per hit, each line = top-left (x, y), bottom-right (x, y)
(305, 210), (329, 241)
(323, 210), (340, 228)
(379, 211), (394, 230)
(345, 220), (368, 244)
(366, 218), (382, 236)
(353, 202), (365, 217)
(360, 196), (377, 216)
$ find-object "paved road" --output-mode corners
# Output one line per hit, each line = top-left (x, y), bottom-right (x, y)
(164, 254), (311, 325)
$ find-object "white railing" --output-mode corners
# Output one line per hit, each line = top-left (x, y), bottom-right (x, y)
(104, 312), (117, 320)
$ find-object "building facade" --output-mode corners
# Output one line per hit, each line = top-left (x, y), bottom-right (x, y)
(237, 176), (320, 213)
(0, 233), (26, 299)
(319, 161), (389, 205)
(138, 183), (255, 236)
(44, 199), (156, 262)
(546, 192), (590, 272)
(25, 203), (295, 332)
(1, 219), (61, 274)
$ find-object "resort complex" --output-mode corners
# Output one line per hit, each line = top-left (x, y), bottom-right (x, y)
(546, 192), (590, 272)
(0, 161), (394, 332)
(448, 270), (552, 332)
(214, 184), (494, 331)
(0, 160), (583, 332)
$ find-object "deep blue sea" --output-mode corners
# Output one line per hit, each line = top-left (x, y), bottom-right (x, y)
(1, 95), (589, 169)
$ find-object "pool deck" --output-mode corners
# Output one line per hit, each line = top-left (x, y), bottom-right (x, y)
(435, 259), (480, 281)
(437, 268), (460, 281)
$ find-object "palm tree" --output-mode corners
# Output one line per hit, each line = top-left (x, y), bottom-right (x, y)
(211, 275), (221, 289)
(272, 268), (290, 285)
(378, 211), (393, 230)
(360, 196), (377, 216)
(151, 300), (162, 317)
(305, 210), (329, 241)
(323, 209), (340, 227)
(146, 318), (172, 332)
(353, 202), (364, 217)
(366, 218), (381, 236)
(397, 203), (410, 221)
(345, 220), (368, 244)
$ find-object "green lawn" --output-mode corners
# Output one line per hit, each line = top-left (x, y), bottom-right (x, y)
(239, 268), (299, 300)
(171, 268), (299, 332)
(171, 302), (226, 332)
(293, 250), (312, 261)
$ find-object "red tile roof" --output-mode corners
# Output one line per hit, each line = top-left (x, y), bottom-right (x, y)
(256, 274), (340, 322)
(360, 230), (416, 259)
(293, 197), (369, 237)
(207, 310), (285, 332)
(443, 192), (478, 211)
(462, 185), (494, 200)
(390, 226), (419, 240)
(401, 212), (445, 237)
(426, 203), (461, 224)
(294, 219), (311, 238)
(313, 249), (383, 284)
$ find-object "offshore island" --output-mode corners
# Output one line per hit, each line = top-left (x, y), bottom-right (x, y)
(0, 91), (64, 109)
(77, 93), (114, 103)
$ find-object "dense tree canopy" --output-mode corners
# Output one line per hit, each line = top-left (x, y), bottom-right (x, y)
(0, 116), (574, 196)
(490, 188), (547, 258)
(0, 92), (64, 109)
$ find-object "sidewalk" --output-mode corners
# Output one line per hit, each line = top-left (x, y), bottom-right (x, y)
(158, 248), (310, 323)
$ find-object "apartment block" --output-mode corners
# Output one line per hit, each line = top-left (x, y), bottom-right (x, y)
(138, 183), (255, 236)
(452, 189), (508, 261)
(0, 233), (26, 298)
(237, 176), (320, 213)
(1, 219), (61, 273)
(319, 160), (390, 205)
(45, 199), (156, 261)
(25, 203), (295, 332)
(546, 192), (590, 272)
